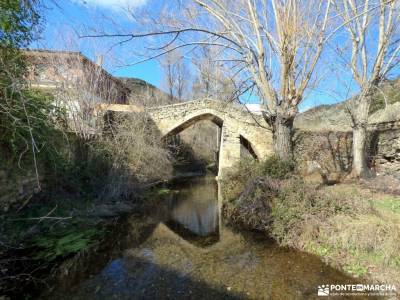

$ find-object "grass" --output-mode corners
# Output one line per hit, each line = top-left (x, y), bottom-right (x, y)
(221, 157), (400, 290)
(1, 200), (105, 260)
(32, 227), (102, 262)
(283, 185), (400, 287)
(374, 197), (400, 214)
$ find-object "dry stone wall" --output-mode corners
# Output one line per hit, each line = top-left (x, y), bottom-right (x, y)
(294, 125), (400, 176)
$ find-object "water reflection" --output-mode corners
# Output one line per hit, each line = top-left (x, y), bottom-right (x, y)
(165, 176), (219, 242)
(46, 175), (375, 300)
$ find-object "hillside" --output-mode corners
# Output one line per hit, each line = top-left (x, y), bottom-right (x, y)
(294, 101), (353, 131)
(295, 78), (400, 131)
(118, 77), (174, 107)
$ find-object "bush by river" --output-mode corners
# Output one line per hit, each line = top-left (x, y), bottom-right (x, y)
(221, 157), (400, 291)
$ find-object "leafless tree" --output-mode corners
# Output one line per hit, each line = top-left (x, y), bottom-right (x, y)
(81, 0), (334, 160)
(161, 50), (191, 102)
(191, 46), (236, 101)
(334, 0), (400, 177)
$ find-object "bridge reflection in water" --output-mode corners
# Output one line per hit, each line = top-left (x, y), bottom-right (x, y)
(46, 175), (371, 300)
(165, 176), (220, 245)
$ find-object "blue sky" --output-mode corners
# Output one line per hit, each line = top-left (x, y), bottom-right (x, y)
(33, 0), (395, 111)
(34, 0), (163, 87)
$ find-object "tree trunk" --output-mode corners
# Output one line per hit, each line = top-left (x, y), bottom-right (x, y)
(351, 125), (369, 178)
(350, 92), (373, 178)
(273, 115), (294, 161)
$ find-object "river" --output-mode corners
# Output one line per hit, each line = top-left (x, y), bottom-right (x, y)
(46, 175), (370, 300)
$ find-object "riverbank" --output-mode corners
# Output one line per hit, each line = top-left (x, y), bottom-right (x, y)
(0, 177), (178, 299)
(221, 158), (400, 294)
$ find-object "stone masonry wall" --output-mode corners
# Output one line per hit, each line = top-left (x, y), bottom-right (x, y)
(147, 99), (266, 127)
(371, 128), (400, 174)
(294, 127), (400, 176)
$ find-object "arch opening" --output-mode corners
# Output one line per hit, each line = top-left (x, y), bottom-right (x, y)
(163, 113), (223, 175)
(240, 135), (258, 160)
(162, 113), (223, 139)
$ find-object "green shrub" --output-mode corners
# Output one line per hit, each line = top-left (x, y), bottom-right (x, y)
(259, 155), (295, 179)
(32, 227), (102, 262)
(221, 155), (295, 202)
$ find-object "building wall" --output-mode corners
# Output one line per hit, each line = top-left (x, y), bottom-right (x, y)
(24, 50), (129, 104)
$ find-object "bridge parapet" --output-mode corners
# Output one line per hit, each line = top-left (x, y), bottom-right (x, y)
(147, 98), (267, 128)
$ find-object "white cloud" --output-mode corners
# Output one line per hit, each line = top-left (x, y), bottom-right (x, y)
(73, 0), (147, 11)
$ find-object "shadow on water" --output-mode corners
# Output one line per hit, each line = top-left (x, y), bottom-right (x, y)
(44, 175), (377, 300)
(56, 257), (246, 300)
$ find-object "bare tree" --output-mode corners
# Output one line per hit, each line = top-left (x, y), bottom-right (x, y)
(190, 0), (332, 160)
(191, 46), (236, 101)
(334, 0), (400, 177)
(82, 0), (333, 160)
(161, 50), (191, 102)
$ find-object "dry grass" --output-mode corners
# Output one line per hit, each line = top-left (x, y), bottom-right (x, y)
(270, 179), (373, 246)
(97, 112), (173, 199)
(222, 158), (400, 289)
(282, 183), (400, 288)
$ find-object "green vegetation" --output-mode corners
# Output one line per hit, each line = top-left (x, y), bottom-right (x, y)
(258, 155), (295, 179)
(373, 197), (400, 214)
(1, 199), (104, 259)
(221, 156), (294, 230)
(0, 0), (40, 48)
(269, 180), (372, 245)
(0, 1), (60, 172)
(32, 227), (102, 262)
(0, 89), (66, 169)
(0, 2), (174, 297)
(221, 155), (295, 202)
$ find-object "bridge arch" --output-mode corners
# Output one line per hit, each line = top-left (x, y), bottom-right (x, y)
(157, 110), (263, 175)
(161, 112), (224, 138)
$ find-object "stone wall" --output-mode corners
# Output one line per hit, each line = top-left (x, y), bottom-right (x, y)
(294, 130), (353, 175)
(294, 126), (400, 176)
(371, 128), (400, 174)
(147, 99), (267, 128)
(0, 169), (41, 212)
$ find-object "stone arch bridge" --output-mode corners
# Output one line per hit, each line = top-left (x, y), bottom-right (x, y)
(104, 99), (273, 177)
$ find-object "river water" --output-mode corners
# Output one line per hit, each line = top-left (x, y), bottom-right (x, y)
(47, 175), (370, 300)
